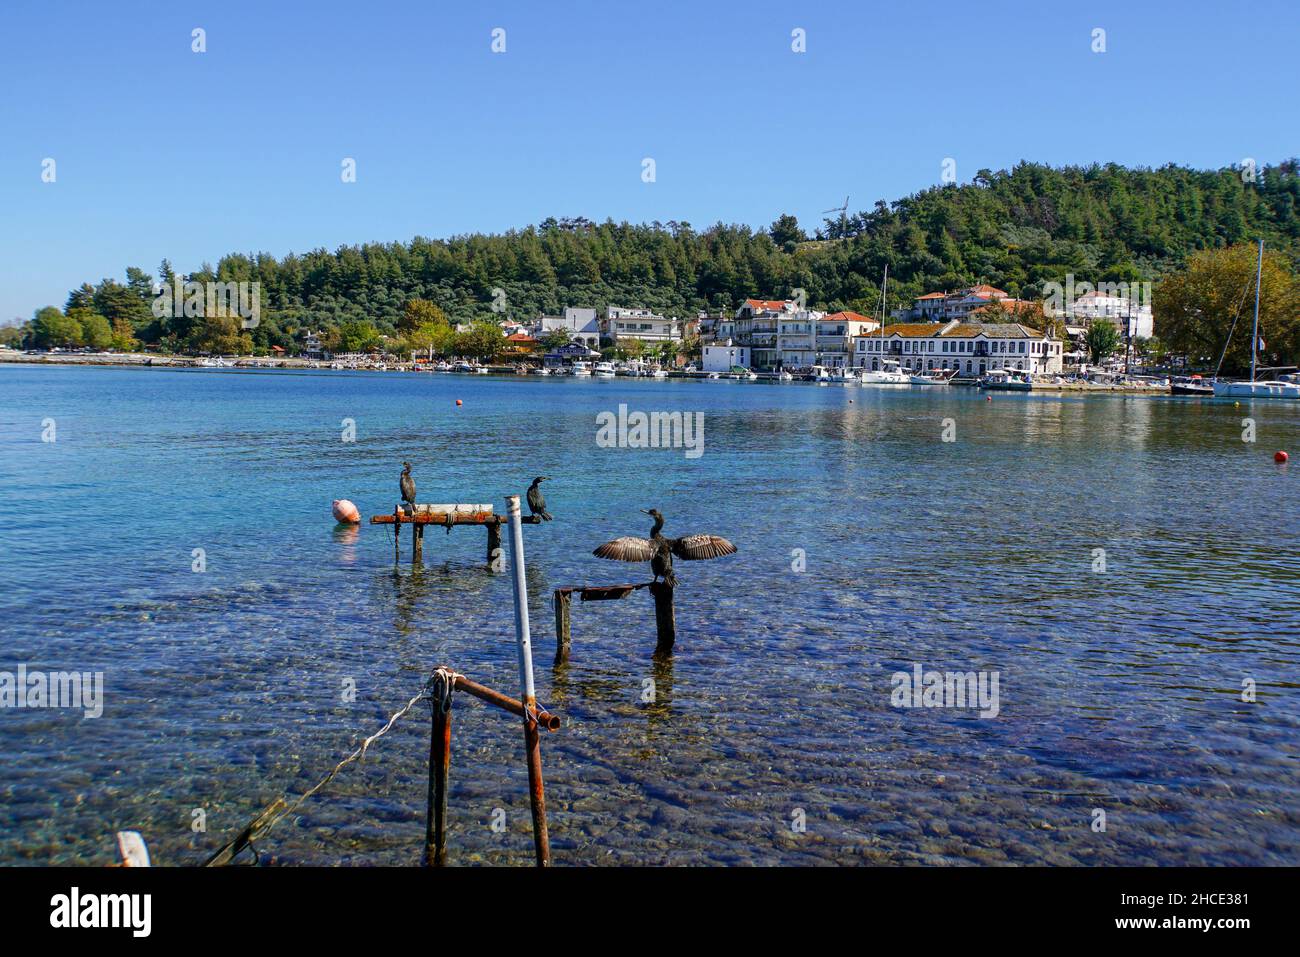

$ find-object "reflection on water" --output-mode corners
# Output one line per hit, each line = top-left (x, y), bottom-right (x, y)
(0, 365), (1297, 866)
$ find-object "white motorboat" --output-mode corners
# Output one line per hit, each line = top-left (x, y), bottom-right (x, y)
(908, 371), (949, 386)
(529, 366), (551, 376)
(777, 369), (794, 381)
(570, 361), (593, 377)
(594, 361), (617, 378)
(860, 358), (910, 385)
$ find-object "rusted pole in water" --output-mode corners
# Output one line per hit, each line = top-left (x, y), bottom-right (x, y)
(506, 494), (550, 867)
(650, 581), (676, 655)
(425, 671), (453, 866)
(553, 590), (571, 665)
(393, 506), (401, 561)
(487, 521), (503, 572)
(413, 522), (424, 564)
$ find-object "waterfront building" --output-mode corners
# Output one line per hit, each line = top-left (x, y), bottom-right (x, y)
(702, 340), (751, 372)
(299, 329), (330, 361)
(538, 307), (601, 349)
(777, 310), (878, 369)
(1065, 290), (1154, 340)
(854, 319), (1064, 375)
(734, 299), (795, 370)
(606, 306), (680, 348)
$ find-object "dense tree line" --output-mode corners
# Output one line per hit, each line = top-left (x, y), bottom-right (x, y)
(9, 160), (1298, 356)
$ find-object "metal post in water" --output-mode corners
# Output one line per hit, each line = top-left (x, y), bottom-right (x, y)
(505, 494), (550, 866)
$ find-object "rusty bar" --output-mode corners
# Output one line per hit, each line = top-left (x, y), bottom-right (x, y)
(425, 678), (452, 867)
(553, 590), (571, 665)
(650, 581), (676, 656)
(450, 673), (560, 731)
(393, 506), (401, 560)
(487, 521), (503, 572)
(370, 513), (543, 526)
(523, 713), (550, 867)
(579, 585), (639, 602)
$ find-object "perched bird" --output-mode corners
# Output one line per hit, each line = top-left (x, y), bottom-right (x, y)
(399, 461), (417, 515)
(527, 476), (553, 521)
(593, 508), (736, 587)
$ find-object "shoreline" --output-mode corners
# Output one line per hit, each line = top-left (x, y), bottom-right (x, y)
(0, 351), (1187, 394)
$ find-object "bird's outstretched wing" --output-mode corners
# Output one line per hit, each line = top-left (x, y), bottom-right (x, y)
(593, 537), (655, 561)
(671, 534), (737, 560)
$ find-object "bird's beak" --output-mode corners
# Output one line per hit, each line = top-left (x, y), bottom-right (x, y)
(639, 509), (651, 514)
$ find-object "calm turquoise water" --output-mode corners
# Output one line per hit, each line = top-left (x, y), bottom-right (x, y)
(0, 364), (1297, 866)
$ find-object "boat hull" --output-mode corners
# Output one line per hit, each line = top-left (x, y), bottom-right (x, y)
(1212, 381), (1300, 399)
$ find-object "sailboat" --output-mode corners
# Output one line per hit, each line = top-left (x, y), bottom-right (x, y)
(860, 264), (910, 385)
(1213, 240), (1300, 399)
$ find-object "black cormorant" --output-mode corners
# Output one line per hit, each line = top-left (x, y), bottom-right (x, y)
(399, 461), (416, 515)
(527, 476), (553, 521)
(593, 508), (736, 587)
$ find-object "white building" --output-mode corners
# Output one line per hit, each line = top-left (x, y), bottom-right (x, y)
(854, 320), (1064, 375)
(1065, 290), (1154, 340)
(733, 299), (795, 370)
(702, 341), (750, 373)
(607, 306), (679, 347)
(538, 307), (601, 349)
(778, 310), (878, 369)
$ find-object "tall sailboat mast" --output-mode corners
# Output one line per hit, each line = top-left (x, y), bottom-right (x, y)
(1250, 239), (1263, 383)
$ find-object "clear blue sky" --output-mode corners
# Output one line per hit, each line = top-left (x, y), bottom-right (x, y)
(1, 0), (1296, 322)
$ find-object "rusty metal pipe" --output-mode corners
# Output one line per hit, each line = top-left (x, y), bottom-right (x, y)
(449, 673), (561, 732)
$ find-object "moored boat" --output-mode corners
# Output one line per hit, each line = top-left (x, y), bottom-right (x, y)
(978, 369), (1033, 391)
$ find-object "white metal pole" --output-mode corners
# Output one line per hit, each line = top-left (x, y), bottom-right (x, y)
(505, 495), (537, 712)
(1250, 238), (1263, 384)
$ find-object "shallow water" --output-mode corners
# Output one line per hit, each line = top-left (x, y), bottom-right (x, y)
(0, 364), (1297, 866)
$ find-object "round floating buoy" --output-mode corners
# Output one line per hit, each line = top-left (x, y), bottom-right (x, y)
(455, 399), (463, 406)
(986, 395), (992, 401)
(1276, 450), (1289, 464)
(332, 499), (360, 523)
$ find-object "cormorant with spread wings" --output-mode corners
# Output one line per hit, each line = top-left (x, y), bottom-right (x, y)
(593, 508), (736, 587)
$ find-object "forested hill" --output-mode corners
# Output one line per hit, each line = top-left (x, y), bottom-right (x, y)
(57, 160), (1300, 350)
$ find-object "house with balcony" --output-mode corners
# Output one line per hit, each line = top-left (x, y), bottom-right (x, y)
(855, 320), (1063, 375)
(776, 310), (878, 369)
(606, 306), (680, 349)
(901, 285), (1024, 322)
(734, 299), (796, 370)
(1064, 290), (1154, 340)
(538, 307), (601, 349)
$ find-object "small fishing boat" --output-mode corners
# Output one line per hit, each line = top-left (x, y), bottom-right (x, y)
(908, 371), (948, 386)
(979, 369), (1033, 392)
(594, 361), (617, 378)
(651, 368), (669, 378)
(1170, 375), (1213, 396)
(529, 366), (551, 376)
(570, 361), (593, 377)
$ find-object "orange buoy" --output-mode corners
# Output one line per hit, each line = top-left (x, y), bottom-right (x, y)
(332, 499), (360, 523)
(455, 399), (462, 406)
(1275, 450), (1289, 464)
